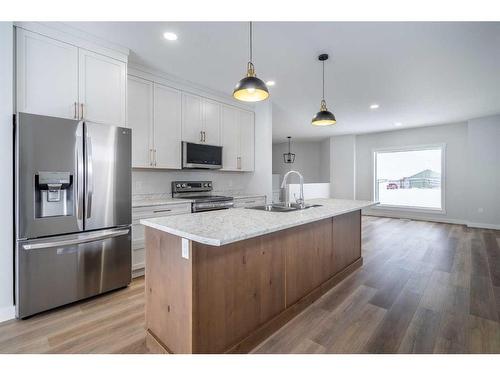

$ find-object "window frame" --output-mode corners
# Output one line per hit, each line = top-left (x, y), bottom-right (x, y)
(372, 143), (446, 214)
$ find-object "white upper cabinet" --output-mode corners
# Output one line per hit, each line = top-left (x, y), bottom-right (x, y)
(202, 98), (221, 146)
(127, 76), (153, 168)
(16, 28), (79, 119)
(16, 28), (127, 126)
(221, 105), (240, 170)
(79, 48), (127, 126)
(127, 76), (182, 169)
(182, 93), (222, 145)
(182, 93), (203, 144)
(239, 110), (255, 171)
(221, 105), (255, 171)
(154, 83), (182, 169)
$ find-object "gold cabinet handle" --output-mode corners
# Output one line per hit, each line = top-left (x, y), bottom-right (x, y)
(149, 149), (153, 166)
(237, 156), (242, 169)
(74, 102), (78, 119)
(200, 131), (203, 142)
(203, 131), (206, 142)
(154, 149), (157, 166)
(80, 103), (84, 120)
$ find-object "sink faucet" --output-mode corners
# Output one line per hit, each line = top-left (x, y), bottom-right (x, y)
(281, 170), (305, 208)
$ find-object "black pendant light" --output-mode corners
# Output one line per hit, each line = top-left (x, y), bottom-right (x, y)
(233, 22), (269, 102)
(283, 137), (295, 164)
(312, 54), (336, 126)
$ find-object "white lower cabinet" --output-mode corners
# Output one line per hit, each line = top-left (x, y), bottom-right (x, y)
(131, 202), (191, 275)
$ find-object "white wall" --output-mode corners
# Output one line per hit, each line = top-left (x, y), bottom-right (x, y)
(319, 138), (331, 186)
(356, 122), (468, 223)
(0, 22), (14, 322)
(272, 139), (330, 184)
(467, 115), (500, 228)
(331, 135), (356, 199)
(133, 101), (273, 203)
(245, 101), (273, 202)
(329, 119), (500, 228)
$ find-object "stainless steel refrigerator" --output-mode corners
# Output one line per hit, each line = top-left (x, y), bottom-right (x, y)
(15, 113), (132, 318)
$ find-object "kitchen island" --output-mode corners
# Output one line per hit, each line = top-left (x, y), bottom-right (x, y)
(140, 198), (377, 354)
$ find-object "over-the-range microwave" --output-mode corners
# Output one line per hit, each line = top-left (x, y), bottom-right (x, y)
(182, 141), (223, 169)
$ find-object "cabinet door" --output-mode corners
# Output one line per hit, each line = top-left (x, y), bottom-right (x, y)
(127, 76), (153, 168)
(239, 110), (255, 171)
(16, 28), (79, 119)
(154, 83), (182, 169)
(220, 105), (239, 170)
(181, 93), (203, 144)
(79, 48), (126, 126)
(202, 98), (221, 146)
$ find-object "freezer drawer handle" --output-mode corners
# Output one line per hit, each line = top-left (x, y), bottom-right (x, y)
(22, 229), (130, 250)
(153, 209), (172, 213)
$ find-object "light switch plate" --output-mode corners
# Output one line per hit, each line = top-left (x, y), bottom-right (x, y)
(181, 238), (189, 259)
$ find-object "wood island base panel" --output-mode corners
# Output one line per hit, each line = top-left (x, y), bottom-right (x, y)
(144, 210), (362, 354)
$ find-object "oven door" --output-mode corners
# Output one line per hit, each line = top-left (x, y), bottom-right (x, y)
(192, 201), (234, 212)
(182, 142), (222, 169)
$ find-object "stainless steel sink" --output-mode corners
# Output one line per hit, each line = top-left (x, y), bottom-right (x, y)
(246, 203), (322, 212)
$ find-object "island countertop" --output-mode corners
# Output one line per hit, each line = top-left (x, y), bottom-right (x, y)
(140, 198), (378, 246)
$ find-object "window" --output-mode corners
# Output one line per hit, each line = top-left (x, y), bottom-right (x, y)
(374, 145), (445, 211)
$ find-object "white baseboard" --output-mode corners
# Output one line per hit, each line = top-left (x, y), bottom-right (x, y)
(363, 211), (500, 230)
(132, 267), (145, 278)
(363, 210), (466, 225)
(0, 305), (15, 323)
(466, 222), (500, 230)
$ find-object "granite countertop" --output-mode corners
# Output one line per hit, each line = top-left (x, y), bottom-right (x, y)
(140, 198), (378, 246)
(132, 198), (193, 208)
(232, 194), (267, 200)
(132, 193), (266, 208)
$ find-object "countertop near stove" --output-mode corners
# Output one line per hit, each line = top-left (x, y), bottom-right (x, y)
(140, 198), (378, 246)
(132, 197), (193, 208)
(132, 193), (266, 208)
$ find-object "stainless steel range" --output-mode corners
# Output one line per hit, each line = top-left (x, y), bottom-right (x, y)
(172, 181), (233, 212)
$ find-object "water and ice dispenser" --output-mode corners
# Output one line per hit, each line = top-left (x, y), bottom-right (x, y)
(34, 171), (74, 218)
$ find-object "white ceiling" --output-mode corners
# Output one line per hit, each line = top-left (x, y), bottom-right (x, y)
(66, 22), (500, 142)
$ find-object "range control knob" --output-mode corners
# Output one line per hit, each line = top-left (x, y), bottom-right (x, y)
(182, 183), (187, 188)
(176, 184), (181, 188)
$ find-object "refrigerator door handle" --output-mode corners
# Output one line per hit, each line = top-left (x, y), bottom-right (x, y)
(85, 133), (94, 219)
(76, 122), (84, 230)
(22, 228), (130, 250)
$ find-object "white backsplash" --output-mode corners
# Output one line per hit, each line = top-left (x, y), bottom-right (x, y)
(132, 169), (255, 200)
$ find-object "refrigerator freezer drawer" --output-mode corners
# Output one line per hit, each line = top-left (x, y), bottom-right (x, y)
(16, 227), (131, 318)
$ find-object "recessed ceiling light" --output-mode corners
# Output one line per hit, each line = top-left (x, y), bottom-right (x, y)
(266, 81), (276, 87)
(394, 122), (402, 126)
(370, 104), (380, 109)
(163, 32), (178, 41)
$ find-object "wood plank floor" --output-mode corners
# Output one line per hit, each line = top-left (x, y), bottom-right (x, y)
(1, 216), (500, 354)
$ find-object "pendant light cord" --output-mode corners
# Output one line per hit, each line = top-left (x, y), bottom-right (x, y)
(322, 60), (325, 101)
(249, 21), (253, 63)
